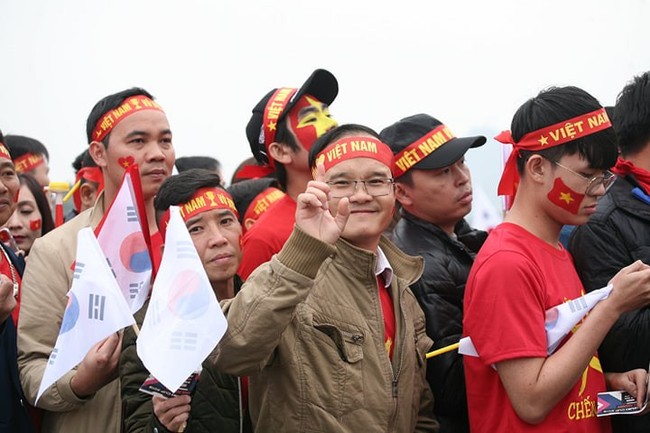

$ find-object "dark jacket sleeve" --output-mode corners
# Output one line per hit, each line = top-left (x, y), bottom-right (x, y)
(570, 216), (650, 372)
(120, 312), (168, 433)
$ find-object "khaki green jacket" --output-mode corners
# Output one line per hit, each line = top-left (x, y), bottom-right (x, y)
(212, 227), (438, 432)
(17, 199), (122, 433)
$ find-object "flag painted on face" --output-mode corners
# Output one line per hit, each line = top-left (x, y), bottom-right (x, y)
(37, 228), (135, 403)
(547, 177), (585, 215)
(95, 166), (152, 312)
(137, 206), (228, 393)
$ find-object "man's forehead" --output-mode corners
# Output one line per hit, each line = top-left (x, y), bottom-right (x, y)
(110, 110), (171, 137)
(185, 208), (238, 225)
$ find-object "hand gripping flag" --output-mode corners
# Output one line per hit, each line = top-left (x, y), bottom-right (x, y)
(95, 164), (153, 312)
(456, 285), (613, 358)
(137, 206), (228, 393)
(37, 228), (135, 403)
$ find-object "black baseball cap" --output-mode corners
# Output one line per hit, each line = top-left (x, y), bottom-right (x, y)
(246, 69), (338, 165)
(380, 114), (486, 175)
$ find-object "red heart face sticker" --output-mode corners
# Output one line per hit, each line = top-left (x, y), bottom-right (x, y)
(118, 156), (135, 168)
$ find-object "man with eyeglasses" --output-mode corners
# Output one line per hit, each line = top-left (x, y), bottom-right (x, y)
(570, 72), (650, 433)
(379, 113), (487, 433)
(463, 86), (650, 433)
(210, 124), (439, 432)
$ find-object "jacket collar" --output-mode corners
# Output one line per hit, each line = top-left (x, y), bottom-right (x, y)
(334, 235), (424, 287)
(607, 175), (650, 222)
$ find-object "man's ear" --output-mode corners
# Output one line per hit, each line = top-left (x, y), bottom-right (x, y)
(79, 183), (98, 210)
(268, 142), (293, 165)
(525, 154), (548, 185)
(88, 141), (108, 169)
(394, 182), (413, 207)
(244, 217), (257, 232)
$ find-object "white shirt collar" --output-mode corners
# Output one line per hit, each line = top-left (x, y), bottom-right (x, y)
(375, 246), (393, 287)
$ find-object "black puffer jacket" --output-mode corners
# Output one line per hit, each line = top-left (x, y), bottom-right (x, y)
(121, 298), (253, 433)
(569, 175), (650, 433)
(392, 211), (486, 433)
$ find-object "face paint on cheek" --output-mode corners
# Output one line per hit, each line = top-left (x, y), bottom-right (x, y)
(547, 177), (585, 215)
(30, 218), (42, 231)
(118, 156), (135, 169)
(288, 96), (336, 152)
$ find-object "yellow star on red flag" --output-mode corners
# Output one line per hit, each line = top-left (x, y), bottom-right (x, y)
(559, 191), (574, 204)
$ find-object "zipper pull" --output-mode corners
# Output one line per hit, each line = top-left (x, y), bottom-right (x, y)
(392, 379), (398, 398)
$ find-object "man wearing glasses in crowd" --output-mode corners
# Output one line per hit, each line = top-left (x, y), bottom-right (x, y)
(463, 86), (650, 433)
(211, 124), (438, 432)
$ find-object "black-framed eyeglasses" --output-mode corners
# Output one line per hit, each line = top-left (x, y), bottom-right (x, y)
(325, 178), (395, 198)
(552, 161), (615, 196)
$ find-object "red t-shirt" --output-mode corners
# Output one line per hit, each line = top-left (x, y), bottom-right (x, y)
(238, 195), (296, 281)
(463, 223), (611, 433)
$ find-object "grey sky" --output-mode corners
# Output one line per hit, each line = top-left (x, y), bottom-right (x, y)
(1, 0), (648, 213)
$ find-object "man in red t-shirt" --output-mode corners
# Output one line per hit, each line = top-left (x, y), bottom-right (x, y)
(463, 86), (650, 433)
(238, 69), (339, 280)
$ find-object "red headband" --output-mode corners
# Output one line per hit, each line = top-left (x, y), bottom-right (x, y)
(243, 187), (285, 223)
(392, 125), (456, 177)
(14, 153), (44, 173)
(0, 144), (11, 161)
(92, 95), (164, 142)
(495, 108), (611, 196)
(178, 187), (238, 222)
(262, 87), (299, 168)
(313, 136), (394, 176)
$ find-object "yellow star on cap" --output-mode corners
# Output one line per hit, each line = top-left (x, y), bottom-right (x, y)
(267, 121), (276, 131)
(559, 191), (574, 204)
(539, 135), (549, 146)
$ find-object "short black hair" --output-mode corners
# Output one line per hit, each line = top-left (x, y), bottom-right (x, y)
(308, 124), (381, 168)
(175, 156), (221, 173)
(614, 71), (650, 156)
(226, 177), (281, 223)
(511, 86), (617, 173)
(18, 173), (55, 236)
(154, 169), (224, 224)
(71, 149), (98, 173)
(4, 135), (50, 161)
(86, 87), (154, 145)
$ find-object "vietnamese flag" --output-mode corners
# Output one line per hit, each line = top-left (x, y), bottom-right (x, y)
(547, 177), (584, 214)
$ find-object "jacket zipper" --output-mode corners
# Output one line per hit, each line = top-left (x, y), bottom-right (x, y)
(238, 376), (243, 433)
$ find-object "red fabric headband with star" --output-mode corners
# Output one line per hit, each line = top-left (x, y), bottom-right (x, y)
(495, 108), (611, 196)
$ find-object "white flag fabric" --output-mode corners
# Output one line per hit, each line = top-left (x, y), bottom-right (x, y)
(470, 186), (503, 232)
(137, 206), (228, 393)
(459, 285), (613, 358)
(96, 170), (152, 312)
(37, 228), (135, 403)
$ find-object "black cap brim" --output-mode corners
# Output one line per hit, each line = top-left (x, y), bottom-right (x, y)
(279, 69), (338, 122)
(412, 135), (486, 170)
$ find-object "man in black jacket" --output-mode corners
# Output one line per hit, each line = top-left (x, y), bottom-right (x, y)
(380, 114), (487, 433)
(569, 71), (650, 433)
(120, 169), (252, 433)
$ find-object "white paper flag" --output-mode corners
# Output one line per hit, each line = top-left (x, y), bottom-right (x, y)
(96, 169), (152, 312)
(459, 285), (613, 358)
(37, 228), (135, 403)
(137, 206), (228, 393)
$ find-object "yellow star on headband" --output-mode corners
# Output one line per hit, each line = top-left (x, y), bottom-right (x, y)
(559, 191), (574, 204)
(539, 135), (549, 146)
(267, 121), (276, 131)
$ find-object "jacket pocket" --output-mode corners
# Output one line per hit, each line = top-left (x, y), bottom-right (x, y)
(311, 322), (365, 416)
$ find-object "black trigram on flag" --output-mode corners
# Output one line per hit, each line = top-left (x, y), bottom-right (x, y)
(170, 331), (198, 351)
(105, 258), (117, 278)
(48, 348), (59, 365)
(88, 293), (106, 320)
(129, 281), (143, 300)
(177, 240), (196, 260)
(126, 205), (138, 223)
(73, 262), (85, 280)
